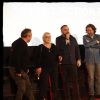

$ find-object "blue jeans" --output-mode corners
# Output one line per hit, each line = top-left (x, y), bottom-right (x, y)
(86, 63), (100, 96)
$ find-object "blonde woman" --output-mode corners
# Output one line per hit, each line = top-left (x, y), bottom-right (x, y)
(36, 32), (59, 100)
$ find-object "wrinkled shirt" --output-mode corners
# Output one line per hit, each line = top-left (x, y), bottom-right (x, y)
(83, 34), (100, 64)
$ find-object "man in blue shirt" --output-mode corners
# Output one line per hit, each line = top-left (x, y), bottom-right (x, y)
(83, 24), (100, 100)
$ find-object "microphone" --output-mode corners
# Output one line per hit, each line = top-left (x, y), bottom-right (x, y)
(37, 73), (40, 80)
(66, 39), (70, 45)
(66, 33), (70, 45)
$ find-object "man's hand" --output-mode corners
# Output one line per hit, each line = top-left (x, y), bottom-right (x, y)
(66, 33), (70, 45)
(16, 73), (22, 77)
(66, 33), (70, 40)
(36, 67), (42, 74)
(77, 59), (81, 68)
(66, 39), (70, 45)
(59, 56), (63, 63)
(27, 69), (29, 73)
(96, 40), (100, 44)
(86, 39), (90, 43)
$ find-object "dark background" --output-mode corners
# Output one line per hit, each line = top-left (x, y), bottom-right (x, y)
(3, 45), (85, 66)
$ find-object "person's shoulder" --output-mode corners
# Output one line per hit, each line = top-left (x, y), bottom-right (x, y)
(56, 35), (62, 40)
(95, 34), (100, 40)
(12, 38), (27, 47)
(12, 38), (21, 45)
(51, 43), (57, 50)
(38, 44), (43, 48)
(51, 43), (56, 47)
(83, 35), (87, 38)
(70, 35), (76, 41)
(70, 35), (79, 44)
(56, 35), (64, 42)
(95, 34), (100, 37)
(70, 35), (75, 38)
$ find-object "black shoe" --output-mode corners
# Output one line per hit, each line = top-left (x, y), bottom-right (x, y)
(88, 95), (95, 100)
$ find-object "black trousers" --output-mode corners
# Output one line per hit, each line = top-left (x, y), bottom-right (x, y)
(39, 67), (58, 100)
(9, 67), (35, 100)
(59, 64), (81, 100)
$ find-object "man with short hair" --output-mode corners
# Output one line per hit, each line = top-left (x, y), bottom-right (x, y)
(56, 25), (81, 100)
(83, 24), (100, 100)
(9, 28), (35, 100)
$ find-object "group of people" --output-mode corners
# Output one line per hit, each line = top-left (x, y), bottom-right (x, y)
(9, 24), (100, 100)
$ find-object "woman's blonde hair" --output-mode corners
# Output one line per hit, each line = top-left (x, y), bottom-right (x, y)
(42, 32), (51, 41)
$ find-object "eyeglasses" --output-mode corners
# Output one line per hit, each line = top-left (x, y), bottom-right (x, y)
(45, 36), (51, 38)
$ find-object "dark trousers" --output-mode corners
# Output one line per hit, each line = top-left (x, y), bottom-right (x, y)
(9, 67), (35, 100)
(39, 68), (58, 100)
(59, 64), (81, 100)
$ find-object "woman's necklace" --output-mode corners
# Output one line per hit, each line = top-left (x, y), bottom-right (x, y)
(43, 43), (51, 52)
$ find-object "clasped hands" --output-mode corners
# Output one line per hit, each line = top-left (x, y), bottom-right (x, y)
(16, 69), (29, 77)
(86, 39), (100, 44)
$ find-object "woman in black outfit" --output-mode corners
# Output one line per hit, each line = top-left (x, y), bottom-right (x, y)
(36, 32), (59, 100)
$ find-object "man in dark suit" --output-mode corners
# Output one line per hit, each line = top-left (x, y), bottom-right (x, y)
(56, 25), (81, 100)
(9, 28), (35, 100)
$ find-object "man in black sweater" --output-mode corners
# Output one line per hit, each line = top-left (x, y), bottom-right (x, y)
(56, 25), (81, 100)
(9, 28), (35, 100)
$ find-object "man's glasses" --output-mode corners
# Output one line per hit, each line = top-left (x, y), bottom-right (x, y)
(45, 36), (51, 38)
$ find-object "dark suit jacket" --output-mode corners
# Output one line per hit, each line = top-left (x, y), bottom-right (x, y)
(56, 35), (81, 65)
(10, 38), (30, 73)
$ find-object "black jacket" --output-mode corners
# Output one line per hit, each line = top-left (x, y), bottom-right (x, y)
(56, 35), (81, 65)
(36, 44), (59, 72)
(10, 38), (30, 73)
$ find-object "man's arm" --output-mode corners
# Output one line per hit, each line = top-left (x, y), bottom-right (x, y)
(75, 38), (81, 60)
(12, 43), (23, 73)
(83, 35), (97, 48)
(56, 37), (62, 56)
(91, 45), (100, 48)
(35, 45), (43, 75)
(56, 38), (63, 62)
(74, 38), (81, 67)
(83, 35), (100, 48)
(91, 35), (100, 48)
(35, 45), (43, 68)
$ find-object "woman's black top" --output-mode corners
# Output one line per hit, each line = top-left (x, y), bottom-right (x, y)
(36, 43), (59, 72)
